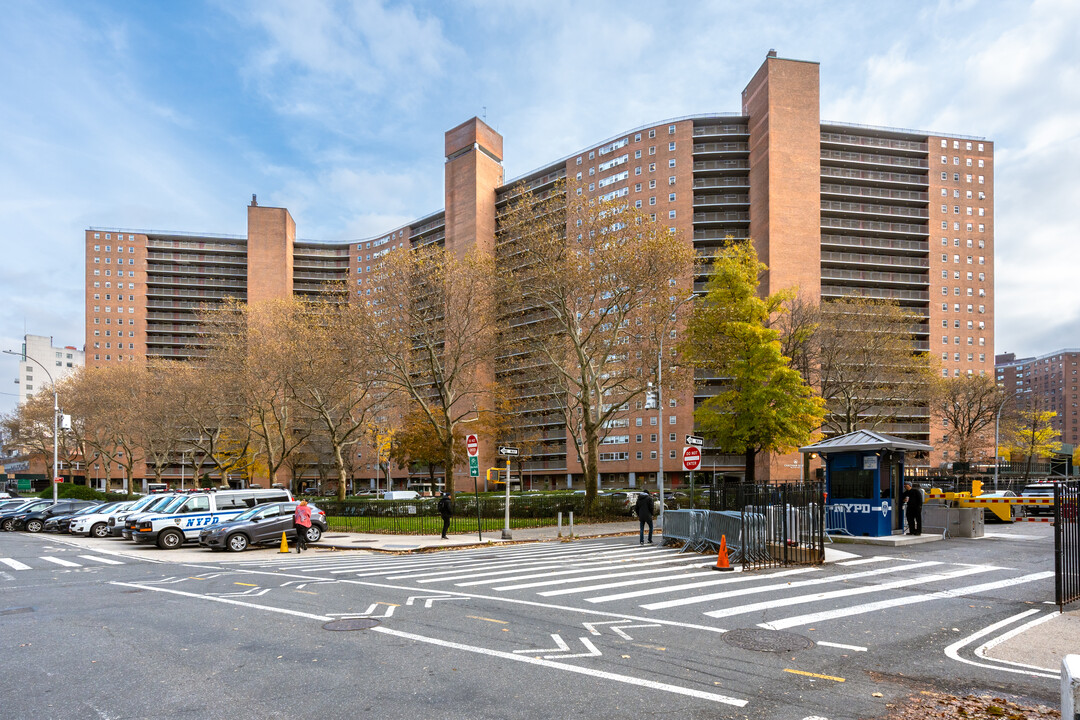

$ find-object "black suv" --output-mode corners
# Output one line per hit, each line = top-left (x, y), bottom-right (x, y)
(18, 500), (100, 533)
(0, 499), (54, 531)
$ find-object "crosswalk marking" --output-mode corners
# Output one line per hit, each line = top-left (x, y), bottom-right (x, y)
(702, 565), (997, 619)
(79, 555), (124, 565)
(758, 571), (1055, 631)
(640, 561), (945, 611)
(462, 556), (706, 589)
(41, 556), (81, 567)
(0, 558), (31, 570)
(585, 567), (820, 604)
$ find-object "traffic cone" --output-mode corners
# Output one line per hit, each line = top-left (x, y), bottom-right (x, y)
(710, 534), (734, 572)
(278, 531), (289, 554)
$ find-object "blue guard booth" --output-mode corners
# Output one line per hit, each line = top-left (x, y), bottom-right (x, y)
(800, 431), (933, 537)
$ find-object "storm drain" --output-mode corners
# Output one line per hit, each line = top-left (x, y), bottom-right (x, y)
(722, 628), (814, 653)
(323, 618), (381, 631)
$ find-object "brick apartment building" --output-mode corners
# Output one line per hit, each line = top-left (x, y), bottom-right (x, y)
(996, 350), (1080, 448)
(84, 53), (995, 491)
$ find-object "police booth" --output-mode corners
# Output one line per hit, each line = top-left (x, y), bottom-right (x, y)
(800, 431), (932, 537)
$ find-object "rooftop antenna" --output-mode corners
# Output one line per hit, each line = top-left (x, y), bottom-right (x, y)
(482, 106), (487, 121)
(250, 194), (258, 207)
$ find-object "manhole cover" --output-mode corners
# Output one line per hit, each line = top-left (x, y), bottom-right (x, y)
(723, 628), (814, 653)
(323, 618), (381, 631)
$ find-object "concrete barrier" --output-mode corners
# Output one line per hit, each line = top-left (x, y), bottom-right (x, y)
(1063, 654), (1080, 720)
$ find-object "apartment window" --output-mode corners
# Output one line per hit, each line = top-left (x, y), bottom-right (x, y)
(668, 159), (676, 168)
(954, 173), (960, 181)
(668, 125), (676, 134)
(668, 210), (676, 219)
(669, 193), (676, 201)
(941, 204), (947, 213)
(649, 180), (656, 189)
(589, 183), (594, 191)
(953, 205), (960, 214)
(668, 176), (676, 186)
(978, 224), (985, 232)
(589, 151), (594, 159)
(941, 155), (948, 164)
(635, 200), (642, 208)
(636, 452), (643, 460)
(649, 146), (656, 155)
(635, 150), (642, 159)
(649, 129), (656, 138)
(942, 368), (949, 377)
(941, 172), (948, 180)
(953, 157), (959, 165)
(635, 167), (642, 176)
(941, 139), (947, 147)
(576, 172), (582, 180)
(966, 158), (972, 167)
(634, 133), (641, 142)
(589, 168), (595, 176)
(635, 183), (641, 192)
(953, 141), (960, 149)
(650, 433), (657, 441)
(978, 159), (984, 168)
(649, 163), (656, 172)
(668, 141), (676, 151)
(941, 222), (948, 229)
(649, 197), (656, 205)
(576, 156), (582, 165)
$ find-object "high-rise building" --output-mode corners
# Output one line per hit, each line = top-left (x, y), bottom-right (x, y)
(14, 334), (84, 406)
(996, 350), (1080, 448)
(84, 53), (995, 488)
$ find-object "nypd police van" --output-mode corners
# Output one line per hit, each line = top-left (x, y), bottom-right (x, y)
(131, 489), (292, 549)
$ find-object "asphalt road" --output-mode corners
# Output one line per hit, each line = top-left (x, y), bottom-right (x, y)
(0, 524), (1062, 720)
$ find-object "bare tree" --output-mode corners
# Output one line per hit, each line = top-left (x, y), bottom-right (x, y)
(362, 245), (501, 496)
(935, 373), (1006, 473)
(498, 179), (697, 504)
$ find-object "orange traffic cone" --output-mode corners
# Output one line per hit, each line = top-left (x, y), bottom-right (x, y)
(278, 531), (290, 554)
(710, 534), (734, 572)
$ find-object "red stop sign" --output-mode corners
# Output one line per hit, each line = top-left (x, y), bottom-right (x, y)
(682, 446), (701, 471)
(466, 434), (479, 457)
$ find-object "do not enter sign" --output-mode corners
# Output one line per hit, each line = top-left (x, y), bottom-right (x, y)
(466, 434), (479, 457)
(682, 446), (701, 472)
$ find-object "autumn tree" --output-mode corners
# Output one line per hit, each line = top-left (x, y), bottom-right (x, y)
(362, 245), (500, 496)
(935, 373), (1006, 474)
(390, 407), (448, 490)
(1004, 401), (1062, 481)
(813, 297), (934, 435)
(679, 241), (824, 484)
(498, 178), (696, 505)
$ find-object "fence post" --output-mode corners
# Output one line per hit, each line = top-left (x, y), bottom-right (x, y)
(569, 511), (574, 539)
(557, 511), (562, 538)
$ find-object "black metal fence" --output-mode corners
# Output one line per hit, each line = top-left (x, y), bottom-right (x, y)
(315, 493), (639, 535)
(1055, 480), (1080, 610)
(739, 483), (825, 571)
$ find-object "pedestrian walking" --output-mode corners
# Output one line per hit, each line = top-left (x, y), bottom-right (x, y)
(438, 492), (452, 539)
(635, 491), (655, 545)
(293, 500), (313, 552)
(899, 482), (923, 536)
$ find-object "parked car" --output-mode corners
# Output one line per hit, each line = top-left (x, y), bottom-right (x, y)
(108, 493), (180, 538)
(19, 500), (99, 533)
(381, 490), (419, 500)
(132, 488), (293, 549)
(199, 501), (327, 552)
(44, 502), (110, 533)
(69, 501), (136, 538)
(1020, 483), (1057, 517)
(0, 499), (53, 531)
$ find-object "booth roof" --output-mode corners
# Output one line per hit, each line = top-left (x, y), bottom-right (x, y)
(799, 430), (932, 455)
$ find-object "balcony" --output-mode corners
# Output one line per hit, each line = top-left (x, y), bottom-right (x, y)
(146, 263), (246, 277)
(146, 239), (246, 254)
(145, 312), (200, 322)
(820, 285), (930, 302)
(820, 132), (927, 154)
(692, 123), (749, 137)
(693, 230), (751, 242)
(693, 159), (750, 173)
(820, 251), (929, 270)
(691, 142), (750, 155)
(820, 267), (929, 287)
(693, 176), (750, 190)
(821, 217), (927, 237)
(145, 252), (247, 267)
(820, 183), (928, 203)
(821, 200), (928, 220)
(821, 149), (929, 170)
(145, 276), (245, 290)
(693, 211), (751, 224)
(821, 166), (927, 187)
(820, 233), (928, 253)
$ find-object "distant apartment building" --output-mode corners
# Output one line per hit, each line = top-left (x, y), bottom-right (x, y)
(85, 52), (994, 488)
(996, 350), (1080, 447)
(15, 334), (84, 405)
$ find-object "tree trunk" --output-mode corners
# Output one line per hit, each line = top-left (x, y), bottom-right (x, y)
(744, 449), (758, 485)
(334, 443), (347, 502)
(444, 441), (456, 497)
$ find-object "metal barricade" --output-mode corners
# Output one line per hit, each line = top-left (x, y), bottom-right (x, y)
(1055, 481), (1080, 610)
(823, 504), (852, 541)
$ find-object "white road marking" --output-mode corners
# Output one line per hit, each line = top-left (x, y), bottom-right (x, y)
(477, 555), (705, 589)
(703, 565), (996, 619)
(973, 610), (1060, 672)
(585, 567), (820, 604)
(544, 636), (602, 659)
(761, 571), (1055, 631)
(40, 556), (80, 567)
(512, 634), (570, 654)
(106, 580), (747, 707)
(640, 561), (946, 611)
(78, 555), (124, 565)
(836, 556), (898, 566)
(944, 609), (1060, 679)
(372, 626), (747, 707)
(981, 532), (1043, 540)
(0, 558), (32, 570)
(816, 641), (867, 652)
(537, 570), (719, 597)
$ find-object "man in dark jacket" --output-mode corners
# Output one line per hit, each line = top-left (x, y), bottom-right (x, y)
(899, 482), (923, 536)
(438, 492), (452, 539)
(635, 492), (655, 545)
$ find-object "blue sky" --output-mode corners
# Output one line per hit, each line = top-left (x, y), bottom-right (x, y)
(2, 0), (1078, 415)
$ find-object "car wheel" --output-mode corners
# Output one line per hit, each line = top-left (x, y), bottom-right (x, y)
(1, 519), (13, 532)
(90, 523), (110, 538)
(25, 519), (44, 533)
(305, 525), (322, 543)
(226, 534), (249, 552)
(156, 529), (185, 549)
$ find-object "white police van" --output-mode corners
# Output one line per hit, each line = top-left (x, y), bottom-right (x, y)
(131, 489), (292, 549)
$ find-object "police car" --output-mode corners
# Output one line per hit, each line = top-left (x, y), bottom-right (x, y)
(131, 489), (292, 549)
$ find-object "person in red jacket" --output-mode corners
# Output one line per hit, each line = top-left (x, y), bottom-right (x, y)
(293, 500), (312, 552)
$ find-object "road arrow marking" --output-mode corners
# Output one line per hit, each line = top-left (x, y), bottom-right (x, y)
(513, 634), (570, 655)
(582, 620), (659, 640)
(544, 637), (602, 659)
(406, 595), (469, 608)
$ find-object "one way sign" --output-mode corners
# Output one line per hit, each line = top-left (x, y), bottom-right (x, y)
(685, 434), (703, 447)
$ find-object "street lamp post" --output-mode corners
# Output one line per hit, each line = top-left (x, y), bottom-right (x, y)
(4, 349), (59, 503)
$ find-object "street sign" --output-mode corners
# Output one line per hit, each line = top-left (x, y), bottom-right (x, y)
(685, 434), (704, 447)
(466, 434), (479, 457)
(468, 456), (479, 477)
(54, 477), (64, 483)
(498, 446), (519, 456)
(682, 446), (701, 472)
